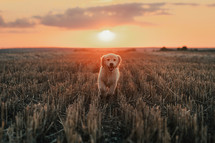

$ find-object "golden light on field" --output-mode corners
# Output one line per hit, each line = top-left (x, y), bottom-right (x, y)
(98, 30), (116, 42)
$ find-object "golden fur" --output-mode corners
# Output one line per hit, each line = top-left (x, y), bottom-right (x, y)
(98, 53), (122, 96)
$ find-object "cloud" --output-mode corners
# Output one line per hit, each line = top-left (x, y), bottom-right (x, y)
(0, 16), (35, 28)
(3, 2), (204, 30)
(36, 3), (168, 29)
(0, 29), (35, 33)
(0, 16), (4, 26)
(172, 3), (199, 6)
(207, 3), (215, 7)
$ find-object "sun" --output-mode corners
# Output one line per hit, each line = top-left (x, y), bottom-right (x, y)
(98, 30), (116, 42)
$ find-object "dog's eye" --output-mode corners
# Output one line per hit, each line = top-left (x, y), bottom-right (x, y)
(113, 59), (116, 61)
(107, 59), (110, 61)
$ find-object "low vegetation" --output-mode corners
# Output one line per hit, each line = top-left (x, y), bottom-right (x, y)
(0, 48), (214, 143)
(160, 46), (199, 52)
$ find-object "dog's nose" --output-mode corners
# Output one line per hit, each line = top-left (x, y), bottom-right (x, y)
(110, 63), (113, 66)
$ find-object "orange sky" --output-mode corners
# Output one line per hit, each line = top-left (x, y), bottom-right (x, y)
(0, 0), (215, 48)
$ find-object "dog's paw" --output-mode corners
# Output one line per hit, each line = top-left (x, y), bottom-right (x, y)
(107, 91), (115, 96)
(98, 89), (106, 96)
(98, 91), (101, 96)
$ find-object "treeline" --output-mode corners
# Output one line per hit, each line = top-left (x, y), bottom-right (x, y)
(160, 46), (198, 51)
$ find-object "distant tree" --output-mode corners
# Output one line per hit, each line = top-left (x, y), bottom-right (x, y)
(182, 46), (188, 51)
(160, 47), (168, 51)
(177, 46), (188, 51)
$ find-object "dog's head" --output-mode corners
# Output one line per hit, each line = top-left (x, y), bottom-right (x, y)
(101, 53), (121, 71)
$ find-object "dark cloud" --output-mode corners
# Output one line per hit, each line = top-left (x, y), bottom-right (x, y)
(37, 3), (168, 29)
(0, 16), (4, 26)
(172, 3), (199, 6)
(2, 2), (206, 30)
(207, 3), (215, 7)
(0, 16), (35, 28)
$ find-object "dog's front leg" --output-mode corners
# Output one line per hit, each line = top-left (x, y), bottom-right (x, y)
(108, 82), (117, 95)
(98, 81), (106, 96)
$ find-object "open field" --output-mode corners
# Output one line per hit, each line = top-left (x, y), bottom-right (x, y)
(0, 48), (215, 143)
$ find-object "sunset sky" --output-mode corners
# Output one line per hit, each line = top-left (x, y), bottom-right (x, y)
(0, 0), (215, 48)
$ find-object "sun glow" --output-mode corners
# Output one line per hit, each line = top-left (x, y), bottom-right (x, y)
(98, 30), (116, 42)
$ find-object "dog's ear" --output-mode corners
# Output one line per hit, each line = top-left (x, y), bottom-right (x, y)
(117, 55), (122, 67)
(101, 55), (105, 67)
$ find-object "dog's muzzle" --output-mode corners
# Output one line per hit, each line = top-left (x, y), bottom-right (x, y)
(108, 66), (114, 71)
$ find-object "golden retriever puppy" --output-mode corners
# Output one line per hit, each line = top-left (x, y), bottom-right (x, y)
(98, 53), (122, 96)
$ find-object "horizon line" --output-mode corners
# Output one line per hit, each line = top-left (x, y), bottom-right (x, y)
(1, 46), (215, 50)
